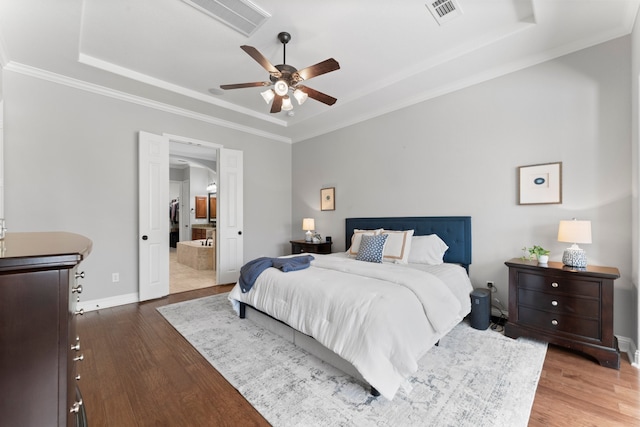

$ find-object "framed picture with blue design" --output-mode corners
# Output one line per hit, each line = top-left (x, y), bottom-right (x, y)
(518, 162), (562, 205)
(321, 187), (335, 211)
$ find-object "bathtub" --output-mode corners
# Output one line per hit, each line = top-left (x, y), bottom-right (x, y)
(176, 239), (216, 270)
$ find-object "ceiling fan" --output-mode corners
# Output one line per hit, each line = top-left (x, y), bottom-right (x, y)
(220, 32), (340, 114)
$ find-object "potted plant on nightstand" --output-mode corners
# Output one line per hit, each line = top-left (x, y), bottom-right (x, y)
(527, 245), (550, 265)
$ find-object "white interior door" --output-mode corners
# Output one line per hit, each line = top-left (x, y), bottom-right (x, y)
(218, 148), (244, 284)
(0, 100), (4, 220)
(180, 179), (190, 242)
(138, 131), (169, 301)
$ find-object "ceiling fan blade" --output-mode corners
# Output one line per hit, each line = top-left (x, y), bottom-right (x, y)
(293, 58), (340, 82)
(296, 85), (337, 106)
(270, 95), (283, 113)
(220, 81), (271, 90)
(240, 45), (281, 77)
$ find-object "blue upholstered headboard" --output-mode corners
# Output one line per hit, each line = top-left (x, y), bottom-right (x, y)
(345, 216), (472, 271)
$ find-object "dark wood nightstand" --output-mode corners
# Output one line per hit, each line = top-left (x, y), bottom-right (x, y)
(504, 258), (620, 369)
(290, 240), (332, 255)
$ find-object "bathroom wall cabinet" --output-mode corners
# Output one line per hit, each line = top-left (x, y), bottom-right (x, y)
(195, 196), (207, 218)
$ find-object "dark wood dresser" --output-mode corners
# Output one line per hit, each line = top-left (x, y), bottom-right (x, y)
(0, 232), (92, 426)
(504, 258), (620, 369)
(290, 239), (332, 255)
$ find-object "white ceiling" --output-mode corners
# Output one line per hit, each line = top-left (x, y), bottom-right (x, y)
(0, 0), (638, 143)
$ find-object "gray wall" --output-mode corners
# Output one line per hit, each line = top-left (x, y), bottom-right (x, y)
(3, 70), (292, 301)
(632, 10), (640, 354)
(292, 36), (635, 339)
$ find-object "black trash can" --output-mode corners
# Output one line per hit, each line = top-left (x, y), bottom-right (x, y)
(470, 288), (491, 330)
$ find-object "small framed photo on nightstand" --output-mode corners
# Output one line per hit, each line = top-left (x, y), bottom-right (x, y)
(321, 187), (335, 211)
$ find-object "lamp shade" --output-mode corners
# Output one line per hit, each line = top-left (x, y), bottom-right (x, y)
(281, 95), (293, 111)
(260, 89), (275, 104)
(302, 218), (315, 242)
(302, 218), (315, 231)
(557, 220), (592, 244)
(293, 88), (308, 105)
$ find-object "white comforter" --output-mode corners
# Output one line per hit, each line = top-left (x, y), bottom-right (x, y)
(228, 254), (472, 400)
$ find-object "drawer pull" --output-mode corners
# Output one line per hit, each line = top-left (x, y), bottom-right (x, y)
(76, 374), (81, 381)
(551, 300), (558, 307)
(70, 399), (83, 413)
(551, 319), (558, 326)
(72, 285), (83, 294)
(75, 271), (86, 279)
(75, 308), (84, 316)
(73, 354), (84, 362)
(551, 282), (559, 288)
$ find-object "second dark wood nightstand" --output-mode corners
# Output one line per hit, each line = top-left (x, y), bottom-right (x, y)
(290, 240), (332, 255)
(504, 258), (620, 369)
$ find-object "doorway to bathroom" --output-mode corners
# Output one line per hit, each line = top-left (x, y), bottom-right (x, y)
(169, 142), (217, 294)
(139, 131), (243, 301)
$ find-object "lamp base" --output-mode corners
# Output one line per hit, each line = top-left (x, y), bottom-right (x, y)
(305, 230), (313, 242)
(562, 248), (587, 268)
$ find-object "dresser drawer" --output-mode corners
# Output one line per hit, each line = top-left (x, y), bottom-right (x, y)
(518, 306), (600, 339)
(517, 271), (600, 297)
(290, 240), (332, 255)
(518, 288), (599, 317)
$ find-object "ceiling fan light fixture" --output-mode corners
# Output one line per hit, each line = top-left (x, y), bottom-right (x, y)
(293, 88), (308, 105)
(260, 89), (275, 103)
(281, 95), (293, 111)
(220, 32), (339, 114)
(274, 79), (289, 96)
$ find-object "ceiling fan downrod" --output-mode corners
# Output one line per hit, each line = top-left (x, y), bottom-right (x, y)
(278, 32), (291, 65)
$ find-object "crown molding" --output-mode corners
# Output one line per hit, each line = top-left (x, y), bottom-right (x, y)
(290, 24), (634, 143)
(4, 61), (292, 144)
(78, 53), (287, 128)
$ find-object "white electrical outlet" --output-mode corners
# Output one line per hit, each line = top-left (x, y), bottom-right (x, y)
(112, 273), (120, 283)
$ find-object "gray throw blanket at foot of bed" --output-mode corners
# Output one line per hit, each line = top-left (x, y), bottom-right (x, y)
(239, 255), (315, 293)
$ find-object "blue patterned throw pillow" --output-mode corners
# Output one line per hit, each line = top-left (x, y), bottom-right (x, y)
(356, 233), (388, 263)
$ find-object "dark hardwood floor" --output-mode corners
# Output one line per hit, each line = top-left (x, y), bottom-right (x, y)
(78, 285), (640, 427)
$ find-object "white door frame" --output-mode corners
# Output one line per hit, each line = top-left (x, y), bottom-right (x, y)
(164, 133), (230, 286)
(0, 100), (4, 220)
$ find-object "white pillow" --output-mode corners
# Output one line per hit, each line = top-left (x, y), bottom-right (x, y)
(348, 229), (383, 256)
(381, 229), (414, 264)
(408, 234), (449, 265)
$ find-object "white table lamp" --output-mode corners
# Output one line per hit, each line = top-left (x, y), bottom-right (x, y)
(557, 219), (592, 268)
(302, 218), (315, 242)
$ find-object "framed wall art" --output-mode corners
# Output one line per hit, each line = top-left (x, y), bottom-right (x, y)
(321, 187), (335, 211)
(518, 162), (562, 205)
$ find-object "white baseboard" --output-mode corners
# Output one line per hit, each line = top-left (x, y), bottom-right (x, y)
(77, 292), (139, 312)
(616, 335), (639, 368)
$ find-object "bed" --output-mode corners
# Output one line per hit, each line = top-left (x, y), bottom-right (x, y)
(228, 216), (473, 400)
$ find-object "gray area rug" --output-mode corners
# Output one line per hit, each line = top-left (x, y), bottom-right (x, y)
(158, 293), (547, 427)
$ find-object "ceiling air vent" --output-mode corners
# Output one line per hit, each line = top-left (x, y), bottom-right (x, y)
(182, 0), (270, 37)
(425, 0), (463, 26)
